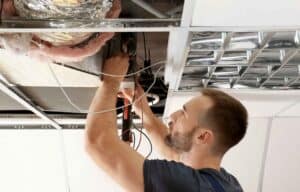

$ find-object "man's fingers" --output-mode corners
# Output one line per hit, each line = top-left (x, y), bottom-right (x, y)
(121, 88), (134, 102)
(136, 84), (145, 95)
(119, 85), (146, 104)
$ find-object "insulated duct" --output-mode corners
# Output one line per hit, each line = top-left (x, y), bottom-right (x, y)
(0, 0), (121, 62)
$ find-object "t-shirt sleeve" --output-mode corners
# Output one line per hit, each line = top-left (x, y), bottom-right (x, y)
(143, 159), (197, 192)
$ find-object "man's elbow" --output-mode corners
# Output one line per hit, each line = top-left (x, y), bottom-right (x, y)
(85, 136), (109, 158)
(84, 126), (115, 154)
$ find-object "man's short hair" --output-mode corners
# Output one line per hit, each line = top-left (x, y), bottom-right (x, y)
(200, 89), (248, 155)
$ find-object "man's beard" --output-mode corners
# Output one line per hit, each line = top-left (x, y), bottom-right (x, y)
(164, 129), (196, 153)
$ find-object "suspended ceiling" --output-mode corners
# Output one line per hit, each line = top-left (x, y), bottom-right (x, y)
(0, 0), (299, 118)
(0, 1), (300, 192)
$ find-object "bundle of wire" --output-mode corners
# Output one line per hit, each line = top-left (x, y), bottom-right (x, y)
(48, 59), (165, 158)
(47, 60), (166, 114)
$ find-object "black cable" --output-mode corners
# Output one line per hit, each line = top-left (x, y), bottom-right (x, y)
(132, 123), (153, 159)
(131, 85), (143, 151)
(134, 119), (143, 151)
(119, 128), (135, 148)
(0, 0), (3, 24)
(134, 125), (143, 151)
(142, 32), (147, 60)
(148, 48), (151, 61)
(131, 131), (136, 149)
(53, 62), (99, 77)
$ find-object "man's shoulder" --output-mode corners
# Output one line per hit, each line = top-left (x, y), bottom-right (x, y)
(144, 159), (193, 173)
(199, 168), (243, 191)
(144, 160), (243, 191)
(143, 159), (201, 192)
(144, 159), (194, 173)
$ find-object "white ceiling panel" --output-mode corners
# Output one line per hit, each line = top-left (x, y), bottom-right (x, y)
(62, 130), (121, 192)
(0, 130), (67, 192)
(262, 118), (300, 192)
(192, 0), (300, 26)
(62, 130), (161, 192)
(164, 90), (300, 118)
(0, 50), (99, 87)
(222, 118), (269, 192)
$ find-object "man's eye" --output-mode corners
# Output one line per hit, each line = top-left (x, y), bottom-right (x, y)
(168, 121), (173, 127)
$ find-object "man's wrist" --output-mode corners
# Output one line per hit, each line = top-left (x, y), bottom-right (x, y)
(139, 110), (156, 124)
(101, 80), (121, 93)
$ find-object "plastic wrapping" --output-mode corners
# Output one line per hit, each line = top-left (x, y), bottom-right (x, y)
(0, 33), (33, 55)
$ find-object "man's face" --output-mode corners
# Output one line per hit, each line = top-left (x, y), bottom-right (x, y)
(164, 95), (213, 153)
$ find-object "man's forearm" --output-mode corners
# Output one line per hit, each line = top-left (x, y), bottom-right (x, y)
(144, 113), (168, 136)
(134, 102), (168, 135)
(85, 81), (120, 143)
(137, 108), (169, 144)
(135, 102), (179, 160)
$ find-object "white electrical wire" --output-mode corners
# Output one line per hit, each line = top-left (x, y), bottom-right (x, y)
(116, 93), (160, 118)
(47, 61), (83, 113)
(47, 59), (165, 114)
(96, 60), (165, 78)
(40, 65), (72, 192)
(86, 65), (164, 114)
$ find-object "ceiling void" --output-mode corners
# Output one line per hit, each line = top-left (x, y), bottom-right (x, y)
(0, 32), (169, 115)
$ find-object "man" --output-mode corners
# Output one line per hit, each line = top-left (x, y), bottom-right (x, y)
(85, 54), (248, 192)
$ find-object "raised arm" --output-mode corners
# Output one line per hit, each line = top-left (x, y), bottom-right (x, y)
(85, 54), (144, 192)
(122, 86), (179, 161)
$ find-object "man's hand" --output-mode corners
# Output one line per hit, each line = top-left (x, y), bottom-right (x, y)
(120, 84), (153, 118)
(120, 85), (180, 161)
(102, 54), (130, 85)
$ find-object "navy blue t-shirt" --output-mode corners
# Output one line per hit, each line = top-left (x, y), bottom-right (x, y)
(143, 159), (243, 192)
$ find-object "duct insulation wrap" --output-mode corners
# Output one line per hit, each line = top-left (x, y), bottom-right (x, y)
(13, 0), (113, 46)
(0, 0), (121, 62)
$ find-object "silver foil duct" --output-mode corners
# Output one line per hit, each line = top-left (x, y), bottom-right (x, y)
(0, 0), (120, 62)
(14, 0), (112, 19)
(13, 0), (113, 46)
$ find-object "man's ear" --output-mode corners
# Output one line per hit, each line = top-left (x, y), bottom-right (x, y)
(195, 128), (213, 145)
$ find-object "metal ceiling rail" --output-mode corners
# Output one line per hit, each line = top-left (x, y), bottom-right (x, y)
(130, 0), (168, 18)
(166, 5), (184, 17)
(189, 47), (300, 52)
(0, 117), (143, 129)
(189, 26), (300, 32)
(184, 63), (299, 68)
(186, 57), (300, 68)
(0, 18), (181, 32)
(0, 75), (63, 130)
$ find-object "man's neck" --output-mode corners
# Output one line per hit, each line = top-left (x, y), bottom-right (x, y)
(179, 149), (222, 171)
